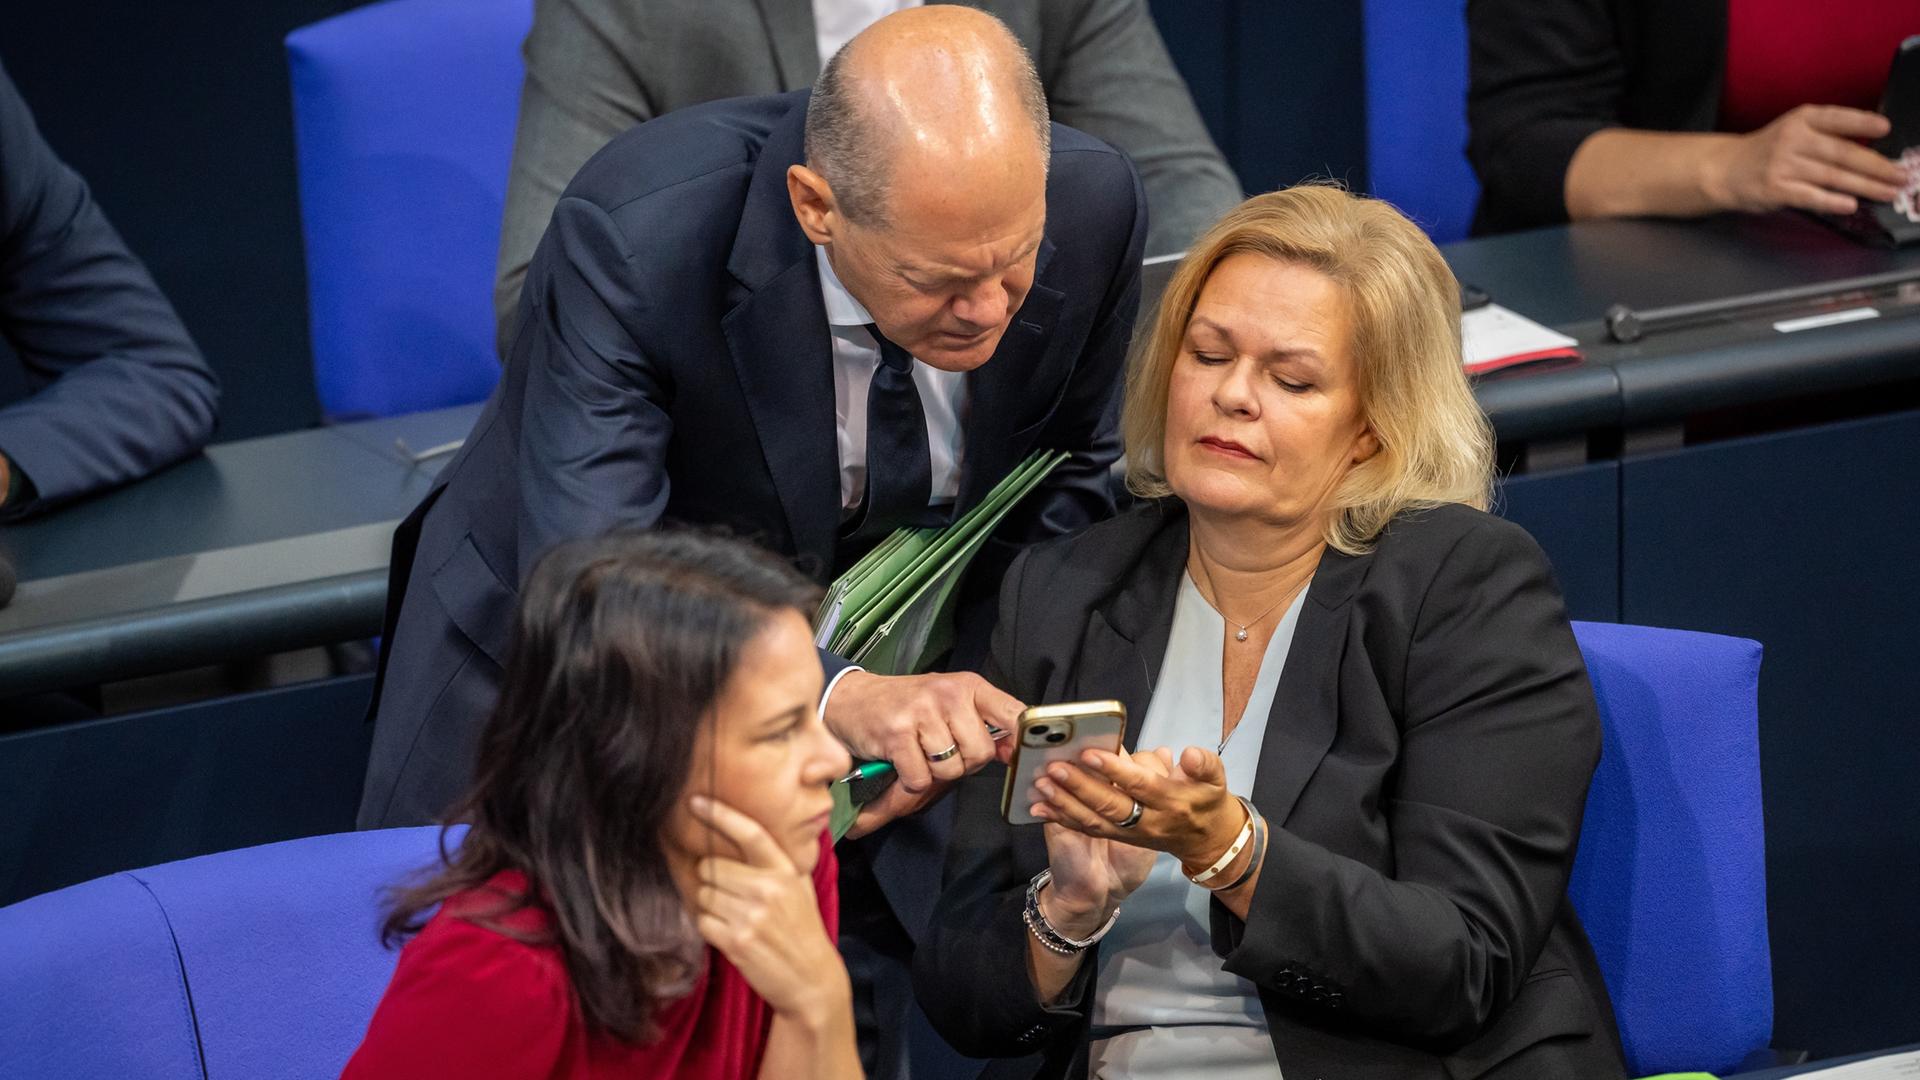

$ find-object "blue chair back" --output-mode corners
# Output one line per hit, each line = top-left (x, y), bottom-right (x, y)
(287, 0), (531, 420)
(0, 827), (457, 1079)
(1361, 0), (1479, 242)
(1568, 621), (1772, 1076)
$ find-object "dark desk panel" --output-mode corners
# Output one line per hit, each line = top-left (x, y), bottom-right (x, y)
(0, 405), (478, 698)
(1495, 462), (1619, 624)
(1445, 213), (1920, 331)
(1730, 1044), (1920, 1079)
(1448, 214), (1920, 443)
(1621, 408), (1920, 1057)
(0, 427), (414, 583)
(0, 673), (375, 905)
(1473, 360), (1621, 446)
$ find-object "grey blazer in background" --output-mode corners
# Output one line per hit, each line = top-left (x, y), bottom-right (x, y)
(492, 0), (1241, 354)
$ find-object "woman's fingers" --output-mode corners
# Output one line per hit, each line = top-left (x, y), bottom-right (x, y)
(1778, 178), (1859, 216)
(1802, 104), (1893, 142)
(1798, 142), (1904, 202)
(1045, 760), (1137, 822)
(1080, 748), (1173, 804)
(1035, 773), (1126, 837)
(689, 795), (794, 873)
(1178, 745), (1228, 787)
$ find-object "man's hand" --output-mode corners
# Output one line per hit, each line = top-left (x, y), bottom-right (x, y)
(824, 670), (1023, 833)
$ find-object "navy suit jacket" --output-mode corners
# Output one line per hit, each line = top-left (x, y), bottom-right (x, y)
(0, 60), (218, 517)
(360, 89), (1147, 886)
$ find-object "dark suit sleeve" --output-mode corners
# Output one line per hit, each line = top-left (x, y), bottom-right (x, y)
(1216, 518), (1601, 1046)
(1039, 0), (1242, 255)
(1466, 0), (1627, 231)
(512, 194), (676, 581)
(915, 547), (1096, 1058)
(1000, 154), (1145, 555)
(0, 62), (217, 517)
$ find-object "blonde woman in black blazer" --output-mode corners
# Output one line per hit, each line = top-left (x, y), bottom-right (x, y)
(914, 186), (1627, 1079)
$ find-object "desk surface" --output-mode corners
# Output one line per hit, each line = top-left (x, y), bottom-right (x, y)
(5, 212), (1918, 697)
(1446, 212), (1920, 435)
(0, 405), (476, 697)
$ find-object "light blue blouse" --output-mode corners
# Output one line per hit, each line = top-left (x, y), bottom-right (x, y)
(1086, 570), (1308, 1079)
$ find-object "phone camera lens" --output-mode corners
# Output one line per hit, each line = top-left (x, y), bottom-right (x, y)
(1045, 731), (1068, 744)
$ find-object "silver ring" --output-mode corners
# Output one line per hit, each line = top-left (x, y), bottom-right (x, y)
(927, 743), (960, 763)
(1116, 800), (1143, 829)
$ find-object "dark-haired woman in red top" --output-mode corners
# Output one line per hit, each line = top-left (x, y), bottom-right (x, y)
(341, 530), (859, 1079)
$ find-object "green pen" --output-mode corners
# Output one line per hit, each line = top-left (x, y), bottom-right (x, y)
(833, 723), (1010, 786)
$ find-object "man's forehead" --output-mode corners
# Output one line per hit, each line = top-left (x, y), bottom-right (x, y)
(896, 231), (1044, 277)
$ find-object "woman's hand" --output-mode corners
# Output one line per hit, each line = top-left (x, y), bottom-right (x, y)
(688, 796), (848, 1027)
(1707, 104), (1904, 216)
(1034, 744), (1247, 874)
(1019, 749), (1153, 936)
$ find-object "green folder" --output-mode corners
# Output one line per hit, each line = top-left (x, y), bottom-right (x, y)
(819, 449), (1070, 838)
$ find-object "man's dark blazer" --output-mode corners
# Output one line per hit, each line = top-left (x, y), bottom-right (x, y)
(359, 89), (1146, 860)
(0, 60), (218, 517)
(1468, 0), (1724, 234)
(915, 499), (1627, 1080)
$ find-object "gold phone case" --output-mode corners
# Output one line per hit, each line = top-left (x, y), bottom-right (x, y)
(999, 699), (1128, 825)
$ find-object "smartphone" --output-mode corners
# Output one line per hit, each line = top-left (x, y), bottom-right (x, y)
(999, 700), (1127, 825)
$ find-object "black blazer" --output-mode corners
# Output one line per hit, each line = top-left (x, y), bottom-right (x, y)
(915, 500), (1627, 1080)
(359, 90), (1145, 848)
(0, 59), (218, 517)
(1468, 0), (1725, 234)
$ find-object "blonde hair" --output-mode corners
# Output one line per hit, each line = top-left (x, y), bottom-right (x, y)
(1122, 184), (1494, 555)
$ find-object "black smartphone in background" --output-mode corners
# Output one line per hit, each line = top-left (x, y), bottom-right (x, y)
(1832, 35), (1920, 246)
(1876, 34), (1920, 157)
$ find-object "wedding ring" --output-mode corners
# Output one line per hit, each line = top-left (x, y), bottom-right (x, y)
(927, 743), (960, 763)
(1116, 800), (1143, 829)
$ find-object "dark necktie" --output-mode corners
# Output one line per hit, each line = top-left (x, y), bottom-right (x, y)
(845, 324), (933, 545)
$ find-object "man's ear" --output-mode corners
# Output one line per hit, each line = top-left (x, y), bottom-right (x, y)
(787, 164), (836, 246)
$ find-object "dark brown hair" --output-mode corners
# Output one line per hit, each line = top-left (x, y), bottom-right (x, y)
(381, 529), (819, 1043)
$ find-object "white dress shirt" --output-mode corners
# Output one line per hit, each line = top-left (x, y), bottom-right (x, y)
(812, 0), (922, 65)
(816, 245), (968, 515)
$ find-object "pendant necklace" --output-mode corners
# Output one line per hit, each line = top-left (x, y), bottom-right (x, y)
(1194, 560), (1305, 642)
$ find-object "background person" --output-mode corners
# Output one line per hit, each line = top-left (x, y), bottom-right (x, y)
(916, 186), (1627, 1078)
(343, 530), (859, 1079)
(491, 0), (1240, 353)
(1468, 0), (1915, 234)
(0, 58), (218, 519)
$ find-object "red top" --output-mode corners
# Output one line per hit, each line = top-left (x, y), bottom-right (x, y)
(341, 834), (838, 1080)
(1720, 0), (1917, 133)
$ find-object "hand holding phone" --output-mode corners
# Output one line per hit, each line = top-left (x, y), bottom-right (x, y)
(1000, 700), (1126, 825)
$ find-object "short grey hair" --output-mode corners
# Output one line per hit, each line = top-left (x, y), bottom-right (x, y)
(804, 22), (1051, 226)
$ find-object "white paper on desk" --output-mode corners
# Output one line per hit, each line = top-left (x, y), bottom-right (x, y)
(1460, 303), (1579, 369)
(1791, 1049), (1920, 1078)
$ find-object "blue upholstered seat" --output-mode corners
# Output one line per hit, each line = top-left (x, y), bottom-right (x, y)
(1570, 620), (1773, 1076)
(0, 826), (457, 1079)
(1361, 0), (1480, 242)
(287, 0), (532, 420)
(0, 624), (1770, 1077)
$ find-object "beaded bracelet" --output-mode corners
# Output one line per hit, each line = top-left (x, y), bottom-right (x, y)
(1185, 796), (1256, 886)
(1023, 869), (1121, 955)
